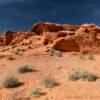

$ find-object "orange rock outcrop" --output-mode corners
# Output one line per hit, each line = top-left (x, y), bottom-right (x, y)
(0, 22), (100, 53)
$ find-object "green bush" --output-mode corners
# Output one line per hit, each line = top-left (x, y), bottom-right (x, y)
(48, 49), (54, 56)
(18, 65), (33, 73)
(30, 88), (41, 96)
(79, 71), (97, 81)
(15, 48), (21, 55)
(42, 77), (57, 88)
(68, 71), (97, 81)
(54, 50), (62, 57)
(80, 51), (95, 60)
(48, 49), (62, 57)
(68, 71), (80, 81)
(3, 76), (20, 88)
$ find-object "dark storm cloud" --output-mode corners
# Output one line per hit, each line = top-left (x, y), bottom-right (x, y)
(0, 0), (27, 4)
(0, 0), (100, 34)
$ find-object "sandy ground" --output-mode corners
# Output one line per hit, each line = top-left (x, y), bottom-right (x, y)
(0, 46), (100, 100)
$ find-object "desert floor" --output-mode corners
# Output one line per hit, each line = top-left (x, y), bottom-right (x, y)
(0, 46), (100, 100)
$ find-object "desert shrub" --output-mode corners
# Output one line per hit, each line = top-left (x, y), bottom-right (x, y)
(79, 71), (97, 81)
(68, 71), (97, 81)
(30, 88), (41, 96)
(81, 50), (90, 55)
(80, 51), (94, 60)
(15, 48), (21, 55)
(68, 71), (80, 81)
(18, 65), (33, 73)
(42, 77), (57, 88)
(3, 76), (20, 88)
(54, 50), (62, 57)
(48, 49), (62, 57)
(88, 53), (94, 60)
(48, 49), (54, 56)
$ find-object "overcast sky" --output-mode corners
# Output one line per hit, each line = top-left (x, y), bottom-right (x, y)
(0, 0), (100, 34)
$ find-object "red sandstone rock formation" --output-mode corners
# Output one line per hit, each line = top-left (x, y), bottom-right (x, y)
(52, 37), (80, 52)
(2, 30), (14, 45)
(0, 36), (4, 46)
(75, 24), (100, 52)
(51, 23), (100, 52)
(63, 24), (80, 31)
(31, 22), (65, 35)
(11, 31), (35, 45)
(0, 22), (100, 53)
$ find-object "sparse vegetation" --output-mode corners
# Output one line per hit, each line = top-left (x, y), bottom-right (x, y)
(42, 77), (57, 88)
(15, 48), (21, 55)
(48, 49), (62, 57)
(30, 88), (42, 96)
(68, 71), (80, 81)
(54, 50), (62, 57)
(80, 51), (95, 60)
(3, 76), (20, 88)
(79, 71), (97, 81)
(68, 70), (97, 81)
(18, 65), (33, 73)
(48, 49), (54, 56)
(88, 53), (95, 60)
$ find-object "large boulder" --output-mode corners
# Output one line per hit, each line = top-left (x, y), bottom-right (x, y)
(52, 37), (80, 52)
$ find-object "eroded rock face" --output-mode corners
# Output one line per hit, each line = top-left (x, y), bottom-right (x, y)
(0, 36), (4, 46)
(51, 23), (100, 52)
(31, 22), (65, 35)
(41, 32), (58, 45)
(3, 30), (14, 45)
(63, 24), (80, 31)
(52, 37), (80, 52)
(31, 22), (80, 35)
(0, 22), (100, 53)
(75, 24), (100, 48)
(0, 31), (35, 46)
(40, 30), (76, 46)
(11, 31), (35, 45)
